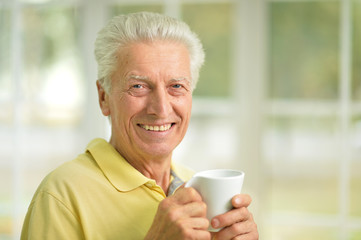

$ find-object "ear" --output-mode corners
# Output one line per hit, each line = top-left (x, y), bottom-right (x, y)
(96, 80), (110, 116)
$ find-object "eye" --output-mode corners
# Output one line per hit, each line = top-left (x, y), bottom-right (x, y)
(132, 84), (143, 89)
(127, 83), (150, 97)
(168, 83), (189, 96)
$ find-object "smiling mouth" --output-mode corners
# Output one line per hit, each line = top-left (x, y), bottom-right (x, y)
(138, 123), (174, 132)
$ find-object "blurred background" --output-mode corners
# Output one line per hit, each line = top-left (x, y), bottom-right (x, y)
(0, 0), (360, 239)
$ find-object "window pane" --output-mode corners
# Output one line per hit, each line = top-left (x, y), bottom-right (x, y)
(111, 4), (163, 16)
(0, 7), (12, 125)
(264, 116), (339, 215)
(351, 230), (361, 240)
(269, 2), (340, 99)
(352, 0), (361, 100)
(1, 8), (15, 237)
(267, 175), (338, 215)
(264, 116), (339, 163)
(182, 3), (232, 97)
(0, 169), (11, 239)
(174, 114), (238, 171)
(23, 7), (84, 126)
(266, 225), (339, 240)
(351, 116), (361, 217)
(350, 174), (361, 217)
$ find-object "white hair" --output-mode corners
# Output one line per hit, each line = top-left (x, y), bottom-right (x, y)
(94, 12), (205, 93)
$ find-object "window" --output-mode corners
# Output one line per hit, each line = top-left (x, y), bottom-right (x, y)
(182, 2), (233, 97)
(0, 7), (12, 125)
(350, 0), (361, 224)
(111, 3), (163, 15)
(352, 1), (361, 100)
(269, 2), (339, 99)
(0, 2), (86, 239)
(22, 6), (84, 125)
(265, 0), (361, 239)
(1, 0), (360, 239)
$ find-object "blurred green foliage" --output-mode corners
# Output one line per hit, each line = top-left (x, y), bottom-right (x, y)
(351, 230), (361, 240)
(268, 176), (339, 215)
(182, 3), (232, 97)
(269, 2), (340, 99)
(23, 7), (80, 68)
(0, 7), (12, 118)
(352, 1), (361, 100)
(0, 8), (10, 89)
(22, 7), (81, 104)
(266, 225), (339, 240)
(350, 176), (361, 217)
(111, 4), (163, 16)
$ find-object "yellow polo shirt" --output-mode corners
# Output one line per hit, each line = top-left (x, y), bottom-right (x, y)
(21, 138), (194, 240)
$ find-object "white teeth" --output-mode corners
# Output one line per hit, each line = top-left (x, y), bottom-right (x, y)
(141, 124), (172, 132)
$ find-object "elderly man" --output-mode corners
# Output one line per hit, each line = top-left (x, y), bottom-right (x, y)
(21, 12), (258, 240)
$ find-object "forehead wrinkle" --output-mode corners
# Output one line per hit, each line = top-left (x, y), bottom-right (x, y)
(171, 76), (189, 81)
(127, 74), (149, 81)
(170, 77), (191, 84)
(127, 74), (190, 84)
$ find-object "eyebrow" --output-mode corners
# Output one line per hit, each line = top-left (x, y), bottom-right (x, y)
(127, 74), (149, 81)
(127, 74), (190, 83)
(171, 77), (190, 83)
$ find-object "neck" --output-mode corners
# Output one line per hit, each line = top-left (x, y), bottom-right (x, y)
(110, 138), (172, 193)
(128, 157), (172, 193)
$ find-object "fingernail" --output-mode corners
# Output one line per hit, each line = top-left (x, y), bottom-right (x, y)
(235, 197), (242, 205)
(212, 218), (220, 228)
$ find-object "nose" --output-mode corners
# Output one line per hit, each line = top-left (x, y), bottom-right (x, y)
(147, 87), (172, 118)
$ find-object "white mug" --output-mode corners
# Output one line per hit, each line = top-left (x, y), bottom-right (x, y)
(185, 169), (245, 232)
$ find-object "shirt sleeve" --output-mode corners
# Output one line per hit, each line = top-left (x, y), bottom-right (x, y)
(21, 191), (85, 240)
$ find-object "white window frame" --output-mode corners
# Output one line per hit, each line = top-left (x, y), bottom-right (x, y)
(262, 0), (361, 240)
(2, 0), (361, 239)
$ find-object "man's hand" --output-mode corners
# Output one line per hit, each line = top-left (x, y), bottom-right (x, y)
(211, 194), (258, 240)
(145, 187), (211, 240)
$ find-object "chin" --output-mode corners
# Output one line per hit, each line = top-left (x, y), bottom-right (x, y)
(141, 145), (174, 159)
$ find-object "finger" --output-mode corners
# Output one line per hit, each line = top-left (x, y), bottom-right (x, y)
(172, 186), (203, 204)
(232, 194), (252, 208)
(181, 228), (211, 240)
(179, 217), (210, 231)
(168, 200), (208, 220)
(164, 201), (208, 223)
(214, 215), (257, 240)
(174, 218), (211, 239)
(211, 207), (251, 229)
(184, 201), (208, 218)
(232, 229), (259, 240)
(188, 229), (211, 240)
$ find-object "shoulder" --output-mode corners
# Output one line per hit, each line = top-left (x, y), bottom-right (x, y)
(31, 151), (100, 203)
(48, 152), (98, 182)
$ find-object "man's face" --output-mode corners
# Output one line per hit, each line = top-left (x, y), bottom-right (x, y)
(99, 40), (192, 162)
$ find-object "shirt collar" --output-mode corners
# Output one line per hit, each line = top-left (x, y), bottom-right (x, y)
(168, 170), (184, 195)
(86, 138), (151, 192)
